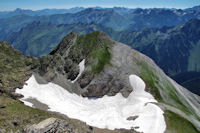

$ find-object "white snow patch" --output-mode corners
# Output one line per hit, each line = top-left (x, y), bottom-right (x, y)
(71, 59), (85, 83)
(16, 75), (166, 133)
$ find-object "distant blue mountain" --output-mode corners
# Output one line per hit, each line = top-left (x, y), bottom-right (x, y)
(0, 6), (137, 19)
(185, 5), (200, 12)
(0, 7), (85, 18)
(0, 6), (199, 39)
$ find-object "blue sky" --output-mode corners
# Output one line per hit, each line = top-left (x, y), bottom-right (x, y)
(0, 0), (200, 11)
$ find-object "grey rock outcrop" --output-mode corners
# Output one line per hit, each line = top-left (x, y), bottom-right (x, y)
(23, 117), (140, 133)
(24, 118), (76, 133)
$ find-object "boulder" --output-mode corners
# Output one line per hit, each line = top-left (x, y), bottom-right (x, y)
(24, 118), (74, 133)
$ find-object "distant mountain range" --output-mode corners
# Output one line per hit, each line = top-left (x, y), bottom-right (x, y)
(0, 7), (85, 18)
(0, 8), (129, 38)
(0, 7), (137, 19)
(4, 22), (107, 57)
(1, 5), (200, 18)
(0, 6), (200, 39)
(185, 5), (200, 11)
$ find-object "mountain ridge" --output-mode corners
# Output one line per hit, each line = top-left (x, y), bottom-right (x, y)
(0, 6), (200, 39)
(0, 31), (200, 132)
(28, 31), (200, 132)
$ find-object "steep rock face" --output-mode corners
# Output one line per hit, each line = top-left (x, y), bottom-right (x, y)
(34, 31), (136, 98)
(34, 31), (120, 96)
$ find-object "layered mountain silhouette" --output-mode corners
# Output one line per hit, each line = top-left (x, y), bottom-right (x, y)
(0, 6), (200, 39)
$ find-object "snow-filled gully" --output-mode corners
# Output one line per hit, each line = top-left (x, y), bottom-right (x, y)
(15, 60), (166, 133)
(71, 59), (85, 83)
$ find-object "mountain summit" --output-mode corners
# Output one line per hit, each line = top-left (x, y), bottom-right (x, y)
(0, 31), (200, 132)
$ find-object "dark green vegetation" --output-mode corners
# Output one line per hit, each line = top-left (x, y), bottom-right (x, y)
(164, 111), (199, 133)
(91, 47), (111, 73)
(139, 62), (161, 101)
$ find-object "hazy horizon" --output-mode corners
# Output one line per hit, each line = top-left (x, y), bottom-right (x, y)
(0, 5), (199, 12)
(0, 0), (199, 11)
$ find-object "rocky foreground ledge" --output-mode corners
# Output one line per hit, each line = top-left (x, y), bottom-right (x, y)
(24, 118), (77, 133)
(23, 118), (138, 133)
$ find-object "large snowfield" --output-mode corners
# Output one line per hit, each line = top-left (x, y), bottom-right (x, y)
(15, 59), (166, 133)
(16, 74), (166, 133)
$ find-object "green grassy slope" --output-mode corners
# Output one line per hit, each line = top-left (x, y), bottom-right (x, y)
(0, 42), (37, 95)
(0, 95), (54, 132)
(164, 111), (199, 133)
